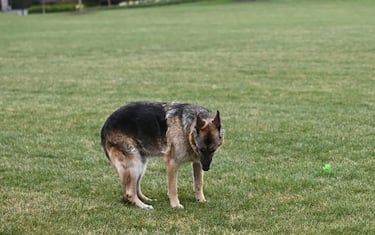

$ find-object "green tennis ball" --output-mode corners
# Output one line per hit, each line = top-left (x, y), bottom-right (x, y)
(323, 164), (332, 174)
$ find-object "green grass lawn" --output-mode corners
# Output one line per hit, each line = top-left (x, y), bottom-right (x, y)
(1, 0), (374, 234)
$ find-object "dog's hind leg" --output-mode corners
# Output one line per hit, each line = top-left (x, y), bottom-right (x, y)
(137, 162), (155, 202)
(193, 162), (206, 203)
(108, 148), (153, 210)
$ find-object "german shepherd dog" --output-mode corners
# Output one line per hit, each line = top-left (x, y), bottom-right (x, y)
(101, 102), (224, 209)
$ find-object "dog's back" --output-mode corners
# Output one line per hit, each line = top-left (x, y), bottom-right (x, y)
(101, 102), (168, 157)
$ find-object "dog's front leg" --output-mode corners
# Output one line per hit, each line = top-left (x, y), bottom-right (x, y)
(193, 162), (206, 203)
(165, 158), (184, 209)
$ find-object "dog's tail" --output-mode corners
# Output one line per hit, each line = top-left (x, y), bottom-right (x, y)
(100, 123), (110, 160)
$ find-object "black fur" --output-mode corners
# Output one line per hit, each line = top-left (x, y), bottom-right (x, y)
(101, 102), (168, 153)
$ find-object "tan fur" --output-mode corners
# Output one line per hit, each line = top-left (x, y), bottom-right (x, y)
(101, 102), (224, 209)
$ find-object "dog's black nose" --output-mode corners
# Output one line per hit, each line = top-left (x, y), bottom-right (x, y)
(200, 153), (213, 172)
(202, 165), (210, 171)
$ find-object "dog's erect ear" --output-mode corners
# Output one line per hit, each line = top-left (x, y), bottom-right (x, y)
(196, 114), (206, 132)
(212, 110), (221, 130)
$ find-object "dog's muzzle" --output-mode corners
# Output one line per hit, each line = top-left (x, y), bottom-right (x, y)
(199, 153), (213, 171)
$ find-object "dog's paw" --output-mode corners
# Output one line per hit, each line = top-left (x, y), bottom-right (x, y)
(195, 193), (206, 203)
(196, 198), (206, 203)
(143, 204), (154, 210)
(171, 203), (184, 209)
(134, 200), (154, 210)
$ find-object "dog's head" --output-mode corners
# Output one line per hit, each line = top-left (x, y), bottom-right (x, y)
(193, 111), (224, 171)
